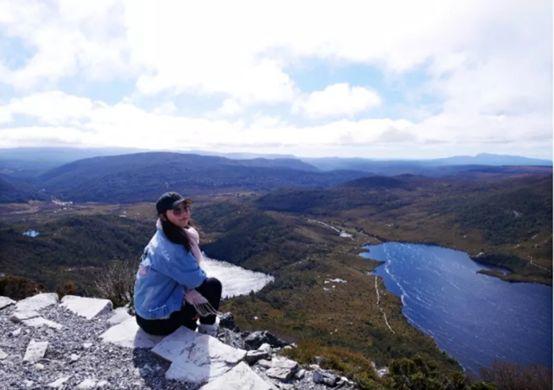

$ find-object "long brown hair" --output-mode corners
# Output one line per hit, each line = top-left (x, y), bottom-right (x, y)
(159, 214), (192, 252)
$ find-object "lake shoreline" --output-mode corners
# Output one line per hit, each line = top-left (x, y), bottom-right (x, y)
(361, 242), (553, 374)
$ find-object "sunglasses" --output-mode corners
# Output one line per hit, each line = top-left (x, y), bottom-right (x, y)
(171, 204), (190, 216)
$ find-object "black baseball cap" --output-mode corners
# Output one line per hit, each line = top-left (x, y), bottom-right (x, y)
(156, 192), (191, 214)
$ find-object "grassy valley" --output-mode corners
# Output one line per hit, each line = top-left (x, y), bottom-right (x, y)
(0, 154), (551, 388)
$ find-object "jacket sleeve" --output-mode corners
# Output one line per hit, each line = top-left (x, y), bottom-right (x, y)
(150, 245), (206, 289)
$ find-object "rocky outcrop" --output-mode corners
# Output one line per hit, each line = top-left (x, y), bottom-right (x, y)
(0, 293), (358, 389)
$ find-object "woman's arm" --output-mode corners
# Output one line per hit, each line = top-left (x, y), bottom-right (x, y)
(150, 246), (206, 289)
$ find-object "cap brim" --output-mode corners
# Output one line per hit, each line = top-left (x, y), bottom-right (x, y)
(171, 198), (192, 208)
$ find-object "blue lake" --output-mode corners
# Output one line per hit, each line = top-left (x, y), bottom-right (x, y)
(360, 242), (552, 374)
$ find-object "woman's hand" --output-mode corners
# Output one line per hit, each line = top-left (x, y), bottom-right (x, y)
(184, 289), (209, 306)
(183, 288), (220, 317)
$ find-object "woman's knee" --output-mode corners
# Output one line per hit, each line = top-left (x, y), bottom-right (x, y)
(205, 277), (222, 294)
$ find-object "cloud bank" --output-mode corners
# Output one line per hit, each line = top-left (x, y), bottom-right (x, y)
(0, 0), (551, 159)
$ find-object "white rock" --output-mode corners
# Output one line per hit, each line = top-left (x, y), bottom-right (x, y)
(47, 376), (70, 388)
(82, 342), (93, 349)
(200, 362), (276, 390)
(22, 317), (63, 330)
(23, 380), (34, 388)
(151, 326), (246, 384)
(257, 359), (273, 369)
(23, 339), (48, 362)
(258, 343), (272, 353)
(35, 363), (45, 370)
(152, 326), (246, 364)
(61, 295), (113, 320)
(77, 378), (96, 389)
(107, 307), (132, 325)
(10, 328), (22, 337)
(16, 293), (58, 312)
(265, 357), (299, 381)
(377, 367), (389, 377)
(0, 296), (15, 309)
(10, 310), (40, 322)
(99, 317), (163, 349)
(97, 380), (109, 388)
(0, 349), (7, 359)
(70, 353), (80, 362)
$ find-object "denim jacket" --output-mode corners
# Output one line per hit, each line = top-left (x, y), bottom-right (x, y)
(133, 221), (207, 319)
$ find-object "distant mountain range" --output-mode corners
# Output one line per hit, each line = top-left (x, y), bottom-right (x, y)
(302, 153), (551, 173)
(0, 149), (551, 203)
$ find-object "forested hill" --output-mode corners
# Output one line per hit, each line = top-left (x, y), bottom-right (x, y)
(1, 152), (365, 203)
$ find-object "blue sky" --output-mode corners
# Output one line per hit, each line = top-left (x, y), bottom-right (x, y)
(0, 0), (551, 159)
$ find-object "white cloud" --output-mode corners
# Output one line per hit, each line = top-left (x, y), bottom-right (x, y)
(293, 83), (381, 118)
(0, 0), (551, 158)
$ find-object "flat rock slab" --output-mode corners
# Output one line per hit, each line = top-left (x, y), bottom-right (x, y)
(99, 317), (163, 349)
(47, 376), (71, 388)
(264, 357), (299, 381)
(16, 293), (58, 312)
(151, 326), (246, 384)
(0, 296), (15, 309)
(199, 362), (276, 390)
(107, 307), (132, 326)
(10, 310), (40, 322)
(22, 317), (63, 330)
(61, 295), (113, 319)
(23, 339), (48, 362)
(77, 378), (97, 389)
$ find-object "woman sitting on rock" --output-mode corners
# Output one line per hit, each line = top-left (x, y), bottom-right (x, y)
(134, 191), (222, 336)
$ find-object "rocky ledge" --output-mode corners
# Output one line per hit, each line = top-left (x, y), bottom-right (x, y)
(0, 294), (357, 389)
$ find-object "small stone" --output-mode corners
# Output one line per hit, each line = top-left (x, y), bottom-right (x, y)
(219, 312), (237, 330)
(10, 328), (21, 337)
(10, 310), (40, 323)
(0, 349), (7, 360)
(22, 316), (63, 330)
(23, 339), (48, 362)
(77, 378), (97, 389)
(35, 363), (45, 370)
(23, 380), (34, 388)
(245, 349), (270, 365)
(377, 367), (389, 377)
(97, 380), (109, 388)
(70, 353), (80, 362)
(265, 357), (298, 381)
(257, 359), (273, 369)
(47, 376), (70, 388)
(244, 331), (286, 350)
(313, 370), (339, 386)
(259, 343), (272, 353)
(82, 342), (93, 349)
(295, 368), (305, 379)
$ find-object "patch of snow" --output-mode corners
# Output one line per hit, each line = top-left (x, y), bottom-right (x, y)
(22, 229), (40, 238)
(324, 278), (347, 284)
(201, 257), (274, 298)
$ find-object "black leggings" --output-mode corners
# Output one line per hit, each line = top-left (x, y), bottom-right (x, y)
(136, 277), (222, 336)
